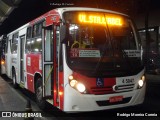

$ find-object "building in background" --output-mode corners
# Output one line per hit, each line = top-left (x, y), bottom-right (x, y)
(136, 9), (160, 74)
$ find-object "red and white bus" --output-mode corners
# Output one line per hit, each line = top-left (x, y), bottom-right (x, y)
(2, 7), (146, 112)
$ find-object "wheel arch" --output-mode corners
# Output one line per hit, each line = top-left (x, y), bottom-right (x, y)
(34, 72), (42, 93)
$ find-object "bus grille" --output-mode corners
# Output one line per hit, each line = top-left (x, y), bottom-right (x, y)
(115, 84), (135, 92)
(90, 84), (135, 95)
(90, 86), (114, 95)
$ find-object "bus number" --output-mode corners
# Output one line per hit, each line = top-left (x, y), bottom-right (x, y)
(122, 78), (134, 84)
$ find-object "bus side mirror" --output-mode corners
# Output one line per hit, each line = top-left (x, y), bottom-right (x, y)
(60, 25), (68, 43)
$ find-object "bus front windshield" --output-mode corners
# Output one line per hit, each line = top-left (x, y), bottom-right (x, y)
(63, 11), (143, 77)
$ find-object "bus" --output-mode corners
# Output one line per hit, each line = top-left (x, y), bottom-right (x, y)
(1, 7), (146, 112)
(0, 35), (6, 75)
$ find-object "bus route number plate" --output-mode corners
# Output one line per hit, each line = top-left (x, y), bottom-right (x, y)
(109, 96), (123, 103)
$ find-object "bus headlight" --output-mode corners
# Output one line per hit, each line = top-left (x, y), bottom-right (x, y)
(76, 83), (86, 93)
(70, 79), (77, 87)
(68, 75), (86, 93)
(138, 80), (144, 87)
(69, 75), (77, 87)
(138, 75), (145, 89)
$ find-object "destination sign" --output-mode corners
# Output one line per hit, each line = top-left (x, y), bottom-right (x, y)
(78, 14), (122, 26)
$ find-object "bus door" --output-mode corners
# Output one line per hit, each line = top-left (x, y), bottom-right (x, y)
(20, 35), (25, 83)
(42, 25), (59, 107)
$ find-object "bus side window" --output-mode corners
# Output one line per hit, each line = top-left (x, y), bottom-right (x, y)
(25, 39), (31, 53)
(26, 27), (32, 53)
(31, 22), (43, 53)
(32, 22), (42, 38)
(5, 37), (8, 54)
(27, 27), (32, 39)
(11, 33), (18, 54)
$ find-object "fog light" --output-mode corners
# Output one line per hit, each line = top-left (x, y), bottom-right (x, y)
(76, 83), (86, 93)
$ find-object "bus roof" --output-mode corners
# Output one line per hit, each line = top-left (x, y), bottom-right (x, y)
(56, 7), (128, 17)
(29, 7), (129, 26)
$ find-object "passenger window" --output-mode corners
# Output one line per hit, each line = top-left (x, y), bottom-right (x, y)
(27, 27), (32, 39)
(5, 38), (8, 54)
(25, 22), (43, 53)
(25, 38), (31, 53)
(26, 27), (32, 53)
(30, 37), (42, 52)
(11, 33), (18, 54)
(32, 22), (43, 53)
(32, 22), (42, 37)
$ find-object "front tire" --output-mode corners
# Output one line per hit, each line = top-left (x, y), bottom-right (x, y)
(35, 78), (46, 110)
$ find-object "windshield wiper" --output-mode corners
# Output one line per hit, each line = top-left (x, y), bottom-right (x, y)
(93, 32), (113, 74)
(93, 42), (111, 74)
(93, 14), (115, 75)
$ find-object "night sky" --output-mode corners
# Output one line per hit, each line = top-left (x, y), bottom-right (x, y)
(0, 0), (160, 35)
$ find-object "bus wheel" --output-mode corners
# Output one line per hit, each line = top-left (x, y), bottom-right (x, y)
(35, 78), (46, 110)
(12, 69), (18, 88)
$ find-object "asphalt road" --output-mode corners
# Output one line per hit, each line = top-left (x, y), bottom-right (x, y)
(0, 74), (160, 120)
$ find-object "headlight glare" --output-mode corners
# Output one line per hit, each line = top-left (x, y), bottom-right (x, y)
(138, 75), (145, 89)
(76, 83), (86, 93)
(138, 80), (144, 88)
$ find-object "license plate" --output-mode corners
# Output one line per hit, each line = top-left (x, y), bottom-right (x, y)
(109, 96), (123, 103)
